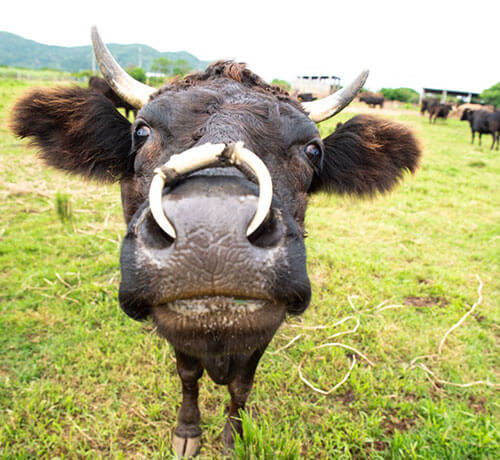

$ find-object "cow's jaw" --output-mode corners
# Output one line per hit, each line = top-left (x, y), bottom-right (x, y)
(151, 297), (286, 358)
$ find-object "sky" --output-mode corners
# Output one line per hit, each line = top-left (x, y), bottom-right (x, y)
(1, 0), (499, 94)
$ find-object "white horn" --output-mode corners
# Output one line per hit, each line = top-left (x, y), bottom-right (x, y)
(149, 142), (273, 239)
(91, 26), (156, 109)
(302, 69), (369, 123)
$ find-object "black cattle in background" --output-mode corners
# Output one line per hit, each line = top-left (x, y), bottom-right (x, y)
(461, 108), (500, 149)
(89, 76), (137, 119)
(489, 112), (500, 150)
(427, 99), (452, 123)
(420, 98), (430, 115)
(297, 93), (317, 102)
(359, 93), (385, 108)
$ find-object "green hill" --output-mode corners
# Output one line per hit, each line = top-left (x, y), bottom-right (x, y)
(0, 31), (211, 72)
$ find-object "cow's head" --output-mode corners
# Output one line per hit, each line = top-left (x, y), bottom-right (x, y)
(461, 108), (473, 121)
(10, 27), (420, 455)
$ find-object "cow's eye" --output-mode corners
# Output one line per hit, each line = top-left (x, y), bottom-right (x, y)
(305, 143), (322, 161)
(135, 125), (151, 138)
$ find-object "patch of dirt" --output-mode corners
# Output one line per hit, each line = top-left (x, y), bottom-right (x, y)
(335, 388), (355, 406)
(0, 364), (12, 378)
(467, 394), (487, 414)
(472, 312), (486, 323)
(372, 440), (389, 451)
(382, 411), (416, 436)
(404, 296), (448, 308)
(402, 391), (417, 402)
(468, 161), (486, 168)
(344, 103), (416, 117)
(418, 278), (432, 285)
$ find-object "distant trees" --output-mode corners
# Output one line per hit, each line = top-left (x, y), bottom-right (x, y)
(380, 87), (419, 104)
(151, 57), (193, 77)
(481, 82), (500, 108)
(271, 79), (291, 92)
(127, 67), (147, 83)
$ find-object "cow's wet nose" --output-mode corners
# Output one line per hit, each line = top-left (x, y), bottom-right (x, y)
(140, 189), (283, 252)
(134, 175), (285, 254)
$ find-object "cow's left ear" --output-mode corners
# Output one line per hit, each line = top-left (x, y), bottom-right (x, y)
(309, 115), (421, 195)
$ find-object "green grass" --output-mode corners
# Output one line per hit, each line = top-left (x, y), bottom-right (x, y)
(0, 81), (499, 459)
(0, 67), (73, 81)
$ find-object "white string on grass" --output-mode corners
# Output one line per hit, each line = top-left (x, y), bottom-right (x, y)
(281, 278), (496, 395)
(409, 275), (499, 389)
(327, 317), (360, 339)
(313, 342), (375, 367)
(347, 295), (361, 313)
(289, 315), (358, 331)
(298, 356), (357, 395)
(417, 362), (500, 389)
(269, 334), (304, 355)
(374, 304), (406, 313)
(438, 274), (483, 355)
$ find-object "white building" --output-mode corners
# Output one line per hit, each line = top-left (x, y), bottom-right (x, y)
(291, 75), (341, 98)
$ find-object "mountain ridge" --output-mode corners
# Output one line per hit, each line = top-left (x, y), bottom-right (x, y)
(0, 31), (212, 72)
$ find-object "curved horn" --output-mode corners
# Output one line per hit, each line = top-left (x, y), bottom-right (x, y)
(301, 69), (369, 123)
(91, 26), (156, 109)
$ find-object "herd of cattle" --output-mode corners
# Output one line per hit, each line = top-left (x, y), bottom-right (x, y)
(356, 93), (499, 150)
(420, 98), (453, 123)
(420, 99), (499, 150)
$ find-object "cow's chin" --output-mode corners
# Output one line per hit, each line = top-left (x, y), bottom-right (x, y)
(151, 296), (286, 358)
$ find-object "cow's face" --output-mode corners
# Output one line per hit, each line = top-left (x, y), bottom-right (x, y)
(118, 74), (319, 356)
(461, 108), (473, 121)
(10, 35), (420, 362)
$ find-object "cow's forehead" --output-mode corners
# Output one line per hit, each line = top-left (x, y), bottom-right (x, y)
(139, 79), (317, 139)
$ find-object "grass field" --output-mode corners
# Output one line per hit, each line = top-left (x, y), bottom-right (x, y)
(0, 79), (499, 459)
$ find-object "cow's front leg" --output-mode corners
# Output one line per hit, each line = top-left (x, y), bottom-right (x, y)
(221, 347), (266, 450)
(173, 350), (204, 458)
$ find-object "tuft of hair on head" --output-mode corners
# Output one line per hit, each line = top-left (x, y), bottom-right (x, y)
(153, 60), (301, 109)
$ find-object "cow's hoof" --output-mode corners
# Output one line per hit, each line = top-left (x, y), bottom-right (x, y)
(173, 434), (201, 458)
(222, 418), (242, 451)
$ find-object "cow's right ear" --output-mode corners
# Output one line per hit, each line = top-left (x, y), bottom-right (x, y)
(10, 86), (133, 182)
(310, 115), (421, 196)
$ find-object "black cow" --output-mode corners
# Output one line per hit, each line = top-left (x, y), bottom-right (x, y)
(420, 98), (431, 115)
(10, 27), (421, 457)
(359, 93), (385, 108)
(297, 92), (316, 102)
(461, 108), (500, 149)
(89, 75), (137, 119)
(427, 99), (452, 124)
(489, 112), (500, 150)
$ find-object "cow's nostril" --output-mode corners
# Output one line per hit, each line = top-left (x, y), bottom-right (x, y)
(247, 209), (283, 248)
(142, 211), (175, 249)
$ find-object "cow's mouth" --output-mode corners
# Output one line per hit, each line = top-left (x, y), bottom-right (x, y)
(165, 296), (267, 315)
(151, 296), (286, 357)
